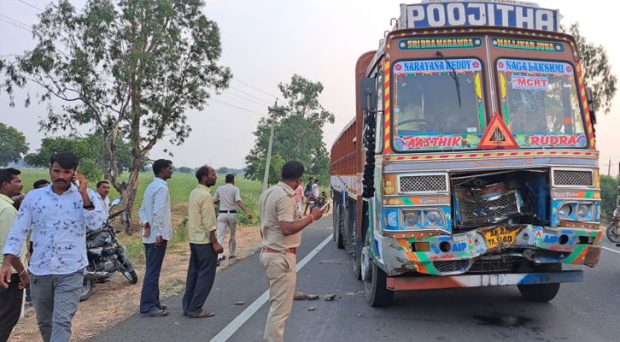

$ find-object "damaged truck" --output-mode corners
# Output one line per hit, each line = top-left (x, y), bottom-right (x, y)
(330, 0), (603, 306)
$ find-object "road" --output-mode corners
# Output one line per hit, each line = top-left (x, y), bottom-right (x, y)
(90, 218), (620, 342)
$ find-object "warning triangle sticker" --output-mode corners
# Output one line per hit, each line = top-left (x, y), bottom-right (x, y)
(478, 114), (519, 150)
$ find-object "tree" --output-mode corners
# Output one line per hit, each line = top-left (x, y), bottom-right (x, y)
(0, 123), (29, 166)
(9, 0), (231, 232)
(24, 134), (138, 181)
(600, 175), (618, 221)
(245, 75), (334, 185)
(564, 23), (617, 115)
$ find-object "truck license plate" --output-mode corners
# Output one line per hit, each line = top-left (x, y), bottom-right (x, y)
(484, 226), (518, 249)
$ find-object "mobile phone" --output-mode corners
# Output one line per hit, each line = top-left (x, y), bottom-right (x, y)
(320, 203), (329, 211)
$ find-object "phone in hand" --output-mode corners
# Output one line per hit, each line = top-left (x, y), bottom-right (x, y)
(320, 203), (329, 211)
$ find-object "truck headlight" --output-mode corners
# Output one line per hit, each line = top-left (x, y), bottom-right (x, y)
(577, 203), (592, 221)
(558, 204), (572, 219)
(424, 210), (443, 227)
(387, 211), (398, 228)
(403, 211), (420, 227)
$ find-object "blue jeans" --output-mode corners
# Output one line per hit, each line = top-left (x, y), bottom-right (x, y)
(140, 241), (168, 314)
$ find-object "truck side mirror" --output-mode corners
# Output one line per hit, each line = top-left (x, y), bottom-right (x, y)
(360, 78), (378, 113)
(585, 86), (596, 135)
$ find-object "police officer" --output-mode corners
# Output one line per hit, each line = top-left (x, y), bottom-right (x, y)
(258, 160), (324, 342)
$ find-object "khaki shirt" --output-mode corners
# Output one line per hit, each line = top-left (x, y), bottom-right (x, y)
(187, 184), (217, 244)
(259, 181), (300, 250)
(0, 194), (19, 273)
(214, 183), (241, 211)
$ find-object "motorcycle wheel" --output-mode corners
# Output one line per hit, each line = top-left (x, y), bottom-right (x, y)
(605, 224), (619, 243)
(80, 277), (94, 302)
(123, 270), (139, 284)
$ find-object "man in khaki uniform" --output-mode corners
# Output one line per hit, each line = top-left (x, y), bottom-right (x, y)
(182, 165), (223, 318)
(258, 160), (324, 342)
(213, 174), (252, 261)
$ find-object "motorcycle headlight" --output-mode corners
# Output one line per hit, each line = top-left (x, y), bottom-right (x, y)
(558, 204), (572, 218)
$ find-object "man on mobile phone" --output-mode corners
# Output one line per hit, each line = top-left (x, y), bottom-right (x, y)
(138, 159), (173, 317)
(1, 153), (104, 342)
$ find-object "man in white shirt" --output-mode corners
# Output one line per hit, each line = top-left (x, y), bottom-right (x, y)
(138, 159), (173, 317)
(95, 180), (111, 215)
(213, 174), (252, 261)
(1, 153), (102, 342)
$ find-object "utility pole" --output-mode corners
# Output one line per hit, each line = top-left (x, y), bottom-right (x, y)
(608, 158), (612, 176)
(262, 99), (278, 191)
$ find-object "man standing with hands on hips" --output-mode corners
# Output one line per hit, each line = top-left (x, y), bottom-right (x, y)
(214, 174), (252, 262)
(1, 153), (104, 342)
(139, 159), (173, 317)
(258, 160), (324, 342)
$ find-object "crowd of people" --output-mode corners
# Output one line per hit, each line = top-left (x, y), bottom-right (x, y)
(0, 152), (328, 342)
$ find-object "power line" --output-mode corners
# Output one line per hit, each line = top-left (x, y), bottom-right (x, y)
(229, 85), (274, 104)
(17, 0), (43, 12)
(224, 89), (271, 107)
(232, 78), (279, 99)
(210, 98), (265, 116)
(0, 14), (32, 33)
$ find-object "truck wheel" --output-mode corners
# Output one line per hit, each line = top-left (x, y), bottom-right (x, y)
(353, 243), (361, 280)
(364, 262), (394, 307)
(333, 205), (344, 249)
(517, 263), (561, 303)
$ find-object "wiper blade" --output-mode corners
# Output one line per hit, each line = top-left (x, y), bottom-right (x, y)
(436, 51), (462, 107)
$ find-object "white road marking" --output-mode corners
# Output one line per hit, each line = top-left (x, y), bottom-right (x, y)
(210, 232), (333, 342)
(602, 246), (620, 255)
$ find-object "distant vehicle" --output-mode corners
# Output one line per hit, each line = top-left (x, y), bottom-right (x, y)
(330, 0), (602, 307)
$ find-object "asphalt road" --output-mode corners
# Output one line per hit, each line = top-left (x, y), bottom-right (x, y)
(90, 218), (620, 342)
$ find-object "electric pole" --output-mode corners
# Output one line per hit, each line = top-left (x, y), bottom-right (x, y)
(262, 99), (278, 191)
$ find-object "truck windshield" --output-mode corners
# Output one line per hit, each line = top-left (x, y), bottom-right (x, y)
(497, 58), (587, 148)
(392, 58), (485, 152)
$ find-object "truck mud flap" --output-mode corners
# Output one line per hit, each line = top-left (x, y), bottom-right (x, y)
(386, 271), (583, 291)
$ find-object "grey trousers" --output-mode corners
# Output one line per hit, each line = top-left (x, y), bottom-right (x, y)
(216, 213), (238, 257)
(30, 271), (83, 342)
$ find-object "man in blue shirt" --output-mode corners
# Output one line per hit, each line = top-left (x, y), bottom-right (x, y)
(138, 159), (174, 317)
(0, 153), (103, 342)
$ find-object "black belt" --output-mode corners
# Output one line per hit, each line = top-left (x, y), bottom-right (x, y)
(219, 210), (237, 213)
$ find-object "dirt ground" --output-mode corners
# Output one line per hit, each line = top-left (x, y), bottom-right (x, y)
(9, 225), (263, 342)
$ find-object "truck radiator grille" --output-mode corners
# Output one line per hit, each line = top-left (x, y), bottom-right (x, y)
(553, 170), (593, 187)
(456, 189), (521, 227)
(433, 260), (470, 273)
(399, 175), (447, 193)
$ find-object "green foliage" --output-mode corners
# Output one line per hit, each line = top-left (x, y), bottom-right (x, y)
(0, 123), (29, 166)
(601, 175), (618, 221)
(6, 0), (231, 227)
(245, 75), (335, 185)
(24, 134), (135, 181)
(564, 23), (617, 115)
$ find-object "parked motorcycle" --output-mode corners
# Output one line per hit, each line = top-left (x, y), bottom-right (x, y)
(606, 208), (620, 244)
(80, 199), (138, 301)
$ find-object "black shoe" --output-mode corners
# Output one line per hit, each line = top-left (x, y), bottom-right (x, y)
(141, 308), (168, 317)
(187, 310), (215, 318)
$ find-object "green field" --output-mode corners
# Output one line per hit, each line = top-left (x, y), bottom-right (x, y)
(18, 168), (263, 264)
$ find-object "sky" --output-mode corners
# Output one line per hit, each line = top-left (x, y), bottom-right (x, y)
(1, 0), (619, 175)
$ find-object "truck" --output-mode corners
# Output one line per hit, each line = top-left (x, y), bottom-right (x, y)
(330, 0), (602, 307)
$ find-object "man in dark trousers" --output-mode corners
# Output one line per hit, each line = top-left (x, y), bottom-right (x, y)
(182, 165), (223, 318)
(302, 177), (314, 216)
(139, 159), (174, 317)
(0, 168), (27, 342)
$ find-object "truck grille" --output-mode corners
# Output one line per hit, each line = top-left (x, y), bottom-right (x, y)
(553, 170), (593, 187)
(399, 174), (448, 193)
(433, 260), (470, 273)
(456, 189), (521, 228)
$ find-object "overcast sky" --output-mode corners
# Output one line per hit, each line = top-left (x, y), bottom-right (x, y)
(1, 0), (619, 174)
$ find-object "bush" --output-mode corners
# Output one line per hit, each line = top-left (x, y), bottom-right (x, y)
(601, 175), (618, 221)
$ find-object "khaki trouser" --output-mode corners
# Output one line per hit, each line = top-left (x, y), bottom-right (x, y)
(217, 213), (238, 258)
(260, 251), (297, 342)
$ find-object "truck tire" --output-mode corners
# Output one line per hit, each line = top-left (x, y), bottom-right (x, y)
(333, 205), (345, 249)
(517, 263), (561, 303)
(364, 262), (394, 307)
(352, 229), (361, 280)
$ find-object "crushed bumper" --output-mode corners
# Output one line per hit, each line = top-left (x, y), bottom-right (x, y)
(386, 270), (583, 291)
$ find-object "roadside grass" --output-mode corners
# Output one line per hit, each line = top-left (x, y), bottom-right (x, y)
(17, 168), (263, 265)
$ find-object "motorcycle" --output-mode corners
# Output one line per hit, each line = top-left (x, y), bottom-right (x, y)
(605, 208), (620, 245)
(80, 199), (138, 301)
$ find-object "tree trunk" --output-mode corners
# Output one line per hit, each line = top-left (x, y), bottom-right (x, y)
(122, 157), (142, 234)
